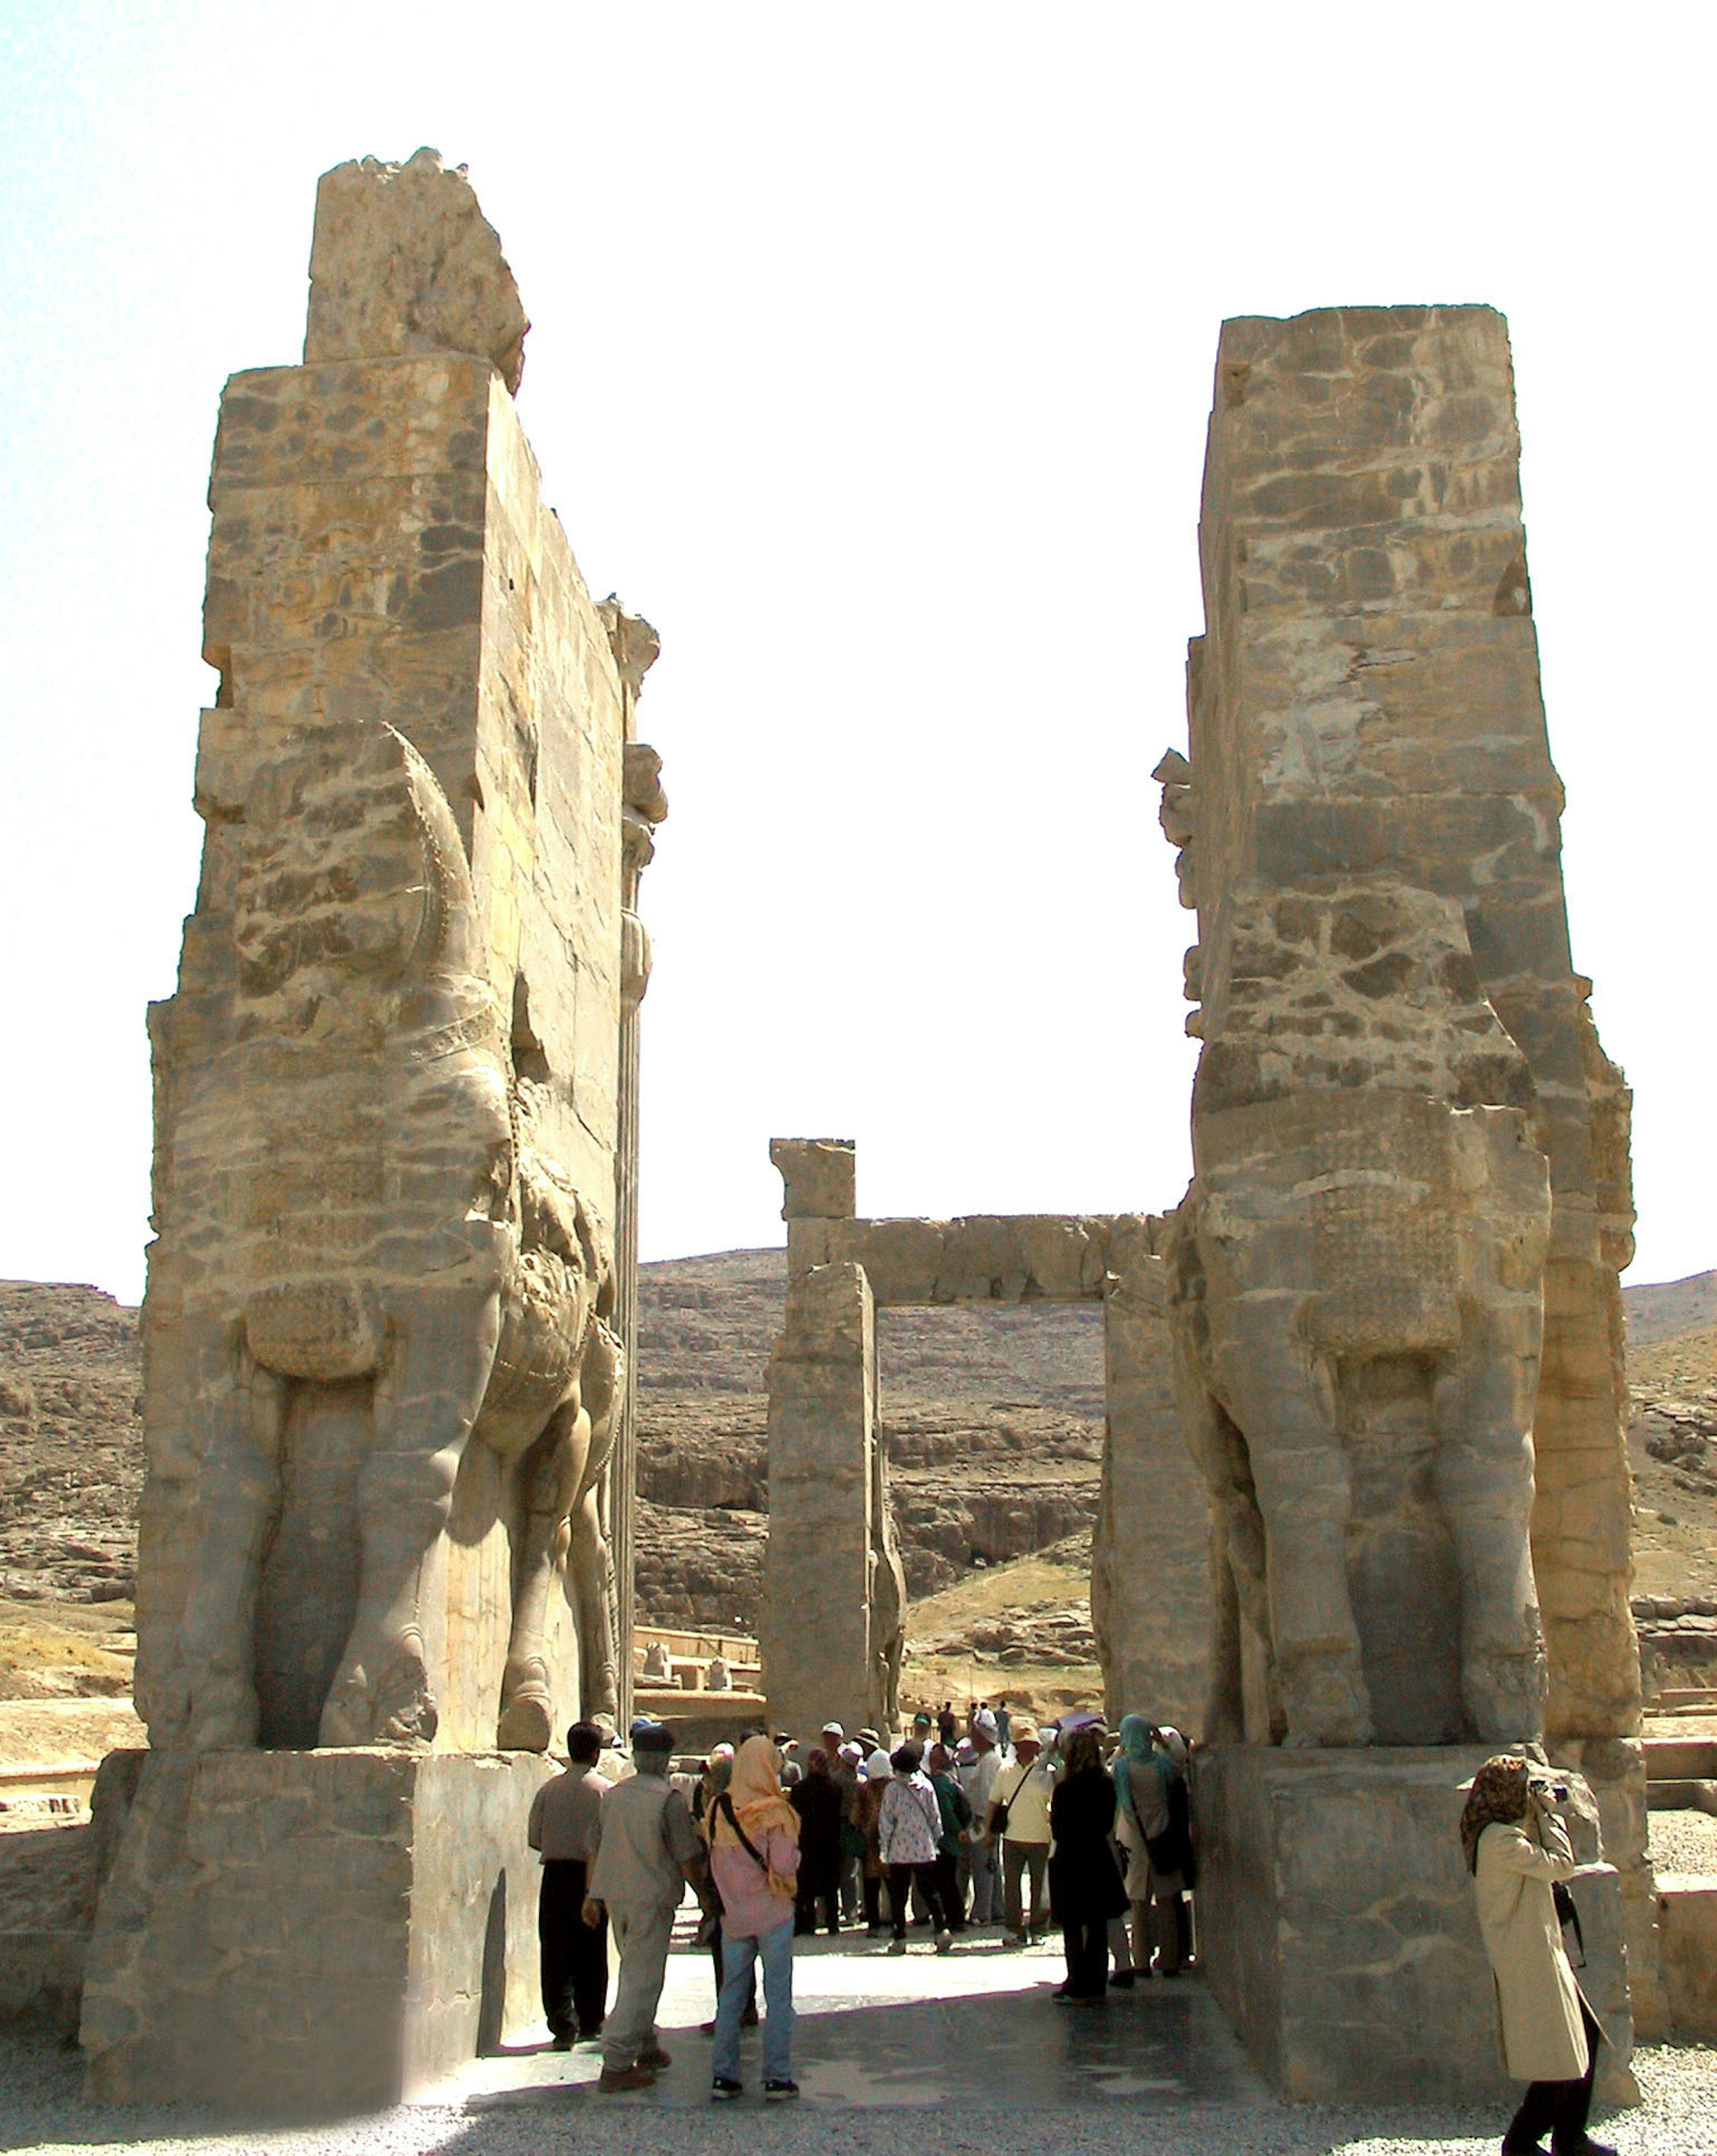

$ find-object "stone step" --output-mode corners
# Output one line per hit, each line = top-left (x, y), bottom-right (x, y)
(1645, 1779), (1717, 1816)
(1645, 1735), (1717, 1781)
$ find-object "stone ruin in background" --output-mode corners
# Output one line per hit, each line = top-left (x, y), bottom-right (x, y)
(765, 303), (1657, 2101)
(78, 149), (666, 2109)
(760, 1141), (1208, 1745)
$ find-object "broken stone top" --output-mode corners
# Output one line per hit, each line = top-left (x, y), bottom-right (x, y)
(304, 147), (530, 394)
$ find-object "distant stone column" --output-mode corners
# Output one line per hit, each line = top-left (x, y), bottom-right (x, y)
(1092, 1216), (1208, 1732)
(762, 1143), (904, 1739)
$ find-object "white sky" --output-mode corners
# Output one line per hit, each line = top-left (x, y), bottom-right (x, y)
(0, 1), (1710, 1307)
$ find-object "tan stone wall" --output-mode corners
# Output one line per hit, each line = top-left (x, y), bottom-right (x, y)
(1187, 306), (1638, 1749)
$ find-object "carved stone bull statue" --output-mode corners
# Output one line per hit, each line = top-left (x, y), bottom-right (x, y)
(1167, 878), (1555, 1749)
(147, 717), (622, 1752)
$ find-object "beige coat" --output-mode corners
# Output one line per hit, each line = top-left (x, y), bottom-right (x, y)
(1473, 1810), (1588, 2084)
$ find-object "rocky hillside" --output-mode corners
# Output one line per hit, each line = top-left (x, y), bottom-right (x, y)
(3, 1254), (1716, 1687)
(0, 1283), (141, 1614)
(631, 1250), (1104, 1629)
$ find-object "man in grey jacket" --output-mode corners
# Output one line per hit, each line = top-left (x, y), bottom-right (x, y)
(584, 1721), (707, 2093)
(527, 1719), (609, 2046)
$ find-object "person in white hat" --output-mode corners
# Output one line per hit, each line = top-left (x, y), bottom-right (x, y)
(957, 1709), (1003, 1924)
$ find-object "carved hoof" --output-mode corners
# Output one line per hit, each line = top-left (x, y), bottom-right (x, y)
(497, 1689), (554, 1753)
(1281, 1662), (1374, 1748)
(319, 1629), (438, 1749)
(183, 1670), (262, 1751)
(1464, 1650), (1548, 1744)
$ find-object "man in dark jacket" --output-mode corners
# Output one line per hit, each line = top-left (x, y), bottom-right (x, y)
(791, 1747), (846, 1935)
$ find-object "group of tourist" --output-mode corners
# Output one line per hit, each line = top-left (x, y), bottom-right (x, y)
(527, 1707), (1619, 2155)
(524, 1700), (1197, 2100)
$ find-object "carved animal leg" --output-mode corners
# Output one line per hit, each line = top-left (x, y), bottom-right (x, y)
(568, 1320), (623, 1727)
(165, 1337), (287, 1750)
(319, 1289), (500, 1749)
(1173, 1344), (1269, 1743)
(565, 1484), (616, 1729)
(1434, 1297), (1548, 1743)
(497, 1404), (585, 1751)
(1216, 1314), (1372, 1746)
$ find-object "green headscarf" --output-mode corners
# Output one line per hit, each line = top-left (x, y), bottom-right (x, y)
(1112, 1712), (1159, 1812)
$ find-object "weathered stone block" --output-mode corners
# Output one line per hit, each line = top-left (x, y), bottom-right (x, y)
(1657, 1878), (1717, 2038)
(81, 1748), (552, 2111)
(1193, 1746), (1632, 2103)
(305, 149), (529, 392)
(762, 1259), (902, 1741)
(770, 1138), (856, 1220)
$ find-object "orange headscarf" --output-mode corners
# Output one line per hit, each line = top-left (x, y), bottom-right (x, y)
(713, 1733), (800, 1848)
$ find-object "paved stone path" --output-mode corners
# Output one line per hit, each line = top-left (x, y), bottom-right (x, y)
(434, 1920), (1268, 2112)
(7, 1914), (1713, 2153)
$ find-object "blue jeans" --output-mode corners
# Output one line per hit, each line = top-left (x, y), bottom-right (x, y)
(711, 1918), (795, 2084)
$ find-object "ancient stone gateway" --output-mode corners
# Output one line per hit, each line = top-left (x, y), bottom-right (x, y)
(760, 1140), (1209, 1743)
(80, 150), (667, 2110)
(1167, 304), (1654, 2098)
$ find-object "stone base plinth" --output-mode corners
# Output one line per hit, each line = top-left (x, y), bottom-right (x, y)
(80, 1746), (554, 2112)
(1193, 1746), (1634, 2104)
(1657, 1876), (1717, 2038)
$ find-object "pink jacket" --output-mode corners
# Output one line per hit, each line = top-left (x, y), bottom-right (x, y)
(710, 1823), (799, 1938)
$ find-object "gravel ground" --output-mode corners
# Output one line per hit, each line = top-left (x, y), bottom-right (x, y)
(1647, 1806), (1717, 1875)
(3, 2033), (1714, 2156)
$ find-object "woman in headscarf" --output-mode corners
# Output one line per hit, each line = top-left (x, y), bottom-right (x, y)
(1459, 1755), (1612, 2156)
(696, 1747), (756, 2034)
(1111, 1715), (1188, 1978)
(1048, 1726), (1129, 2000)
(789, 1747), (845, 1937)
(707, 1733), (801, 2102)
(855, 1747), (892, 1935)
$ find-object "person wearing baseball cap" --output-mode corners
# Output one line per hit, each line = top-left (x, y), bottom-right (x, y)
(584, 1722), (706, 2093)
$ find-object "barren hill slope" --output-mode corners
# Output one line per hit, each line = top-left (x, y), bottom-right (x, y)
(2, 1255), (1713, 1697)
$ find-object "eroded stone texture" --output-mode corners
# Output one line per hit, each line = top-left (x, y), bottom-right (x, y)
(305, 148), (529, 392)
(1167, 304), (1655, 2063)
(91, 150), (664, 2114)
(138, 155), (661, 1766)
(80, 1747), (551, 2107)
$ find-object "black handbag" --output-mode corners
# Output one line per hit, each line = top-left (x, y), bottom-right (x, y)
(1552, 1878), (1585, 1966)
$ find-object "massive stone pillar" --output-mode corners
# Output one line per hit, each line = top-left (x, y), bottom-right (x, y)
(1091, 1215), (1208, 1734)
(761, 1143), (904, 1740)
(83, 150), (664, 2108)
(1165, 304), (1650, 2094)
